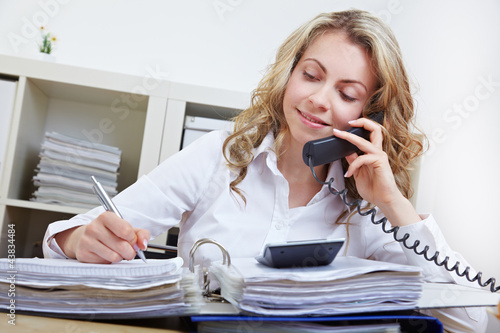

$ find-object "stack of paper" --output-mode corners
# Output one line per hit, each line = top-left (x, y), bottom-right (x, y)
(210, 256), (423, 316)
(0, 257), (203, 319)
(31, 132), (121, 208)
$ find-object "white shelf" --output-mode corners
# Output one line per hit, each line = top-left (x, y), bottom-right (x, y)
(0, 199), (87, 215)
(0, 54), (250, 258)
(0, 54), (170, 99)
(169, 81), (249, 110)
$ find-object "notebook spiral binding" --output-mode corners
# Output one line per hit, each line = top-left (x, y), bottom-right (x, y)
(189, 238), (231, 302)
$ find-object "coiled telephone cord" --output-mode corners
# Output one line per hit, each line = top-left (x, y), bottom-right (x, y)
(308, 156), (499, 293)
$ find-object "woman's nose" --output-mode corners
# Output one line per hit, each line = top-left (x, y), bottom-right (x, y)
(308, 85), (331, 111)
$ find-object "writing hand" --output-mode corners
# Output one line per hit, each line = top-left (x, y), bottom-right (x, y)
(56, 211), (150, 264)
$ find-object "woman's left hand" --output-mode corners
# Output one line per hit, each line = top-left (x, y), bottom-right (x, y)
(333, 117), (421, 226)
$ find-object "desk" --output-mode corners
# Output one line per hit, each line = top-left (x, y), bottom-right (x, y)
(4, 306), (499, 333)
(0, 314), (191, 333)
(2, 312), (441, 333)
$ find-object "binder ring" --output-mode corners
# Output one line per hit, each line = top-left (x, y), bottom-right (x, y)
(189, 238), (231, 300)
(189, 238), (231, 273)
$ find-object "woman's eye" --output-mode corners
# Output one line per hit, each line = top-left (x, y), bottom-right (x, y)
(303, 71), (318, 81)
(340, 91), (357, 102)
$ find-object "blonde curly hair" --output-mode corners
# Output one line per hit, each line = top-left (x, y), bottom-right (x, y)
(223, 9), (424, 205)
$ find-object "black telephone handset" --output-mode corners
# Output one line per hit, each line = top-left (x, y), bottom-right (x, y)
(302, 112), (384, 167)
(302, 111), (499, 292)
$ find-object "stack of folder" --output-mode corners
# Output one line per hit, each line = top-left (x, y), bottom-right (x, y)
(0, 257), (203, 318)
(3, 234), (499, 333)
(210, 256), (424, 316)
(3, 248), (498, 332)
(31, 132), (121, 208)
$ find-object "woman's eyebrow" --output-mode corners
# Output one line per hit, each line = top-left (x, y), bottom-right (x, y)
(303, 58), (327, 73)
(339, 79), (368, 93)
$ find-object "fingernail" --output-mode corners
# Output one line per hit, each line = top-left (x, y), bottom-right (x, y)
(333, 128), (341, 133)
(348, 120), (355, 124)
(344, 171), (349, 178)
(143, 239), (148, 250)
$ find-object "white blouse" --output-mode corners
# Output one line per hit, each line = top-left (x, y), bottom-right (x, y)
(43, 130), (487, 332)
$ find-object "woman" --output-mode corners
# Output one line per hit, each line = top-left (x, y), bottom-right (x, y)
(43, 9), (487, 332)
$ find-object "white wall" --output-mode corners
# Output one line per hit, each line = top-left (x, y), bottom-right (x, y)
(1, 0), (499, 286)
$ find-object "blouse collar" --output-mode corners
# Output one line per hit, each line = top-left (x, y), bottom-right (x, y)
(253, 131), (346, 194)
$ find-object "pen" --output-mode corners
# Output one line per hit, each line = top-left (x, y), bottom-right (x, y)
(90, 176), (147, 263)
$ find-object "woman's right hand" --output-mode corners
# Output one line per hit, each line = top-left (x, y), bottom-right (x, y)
(54, 211), (151, 264)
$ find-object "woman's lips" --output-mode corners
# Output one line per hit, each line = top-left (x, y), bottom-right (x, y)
(297, 109), (329, 127)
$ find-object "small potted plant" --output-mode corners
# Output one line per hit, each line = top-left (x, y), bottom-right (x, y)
(39, 26), (57, 60)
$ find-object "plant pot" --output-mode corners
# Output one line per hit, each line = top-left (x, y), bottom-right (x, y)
(39, 53), (56, 62)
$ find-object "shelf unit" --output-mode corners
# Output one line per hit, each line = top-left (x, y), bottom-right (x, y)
(0, 54), (248, 257)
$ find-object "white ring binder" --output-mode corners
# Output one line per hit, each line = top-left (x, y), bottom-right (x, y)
(189, 238), (231, 301)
